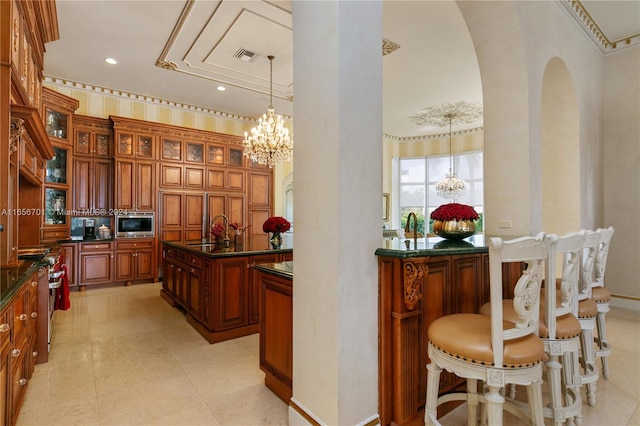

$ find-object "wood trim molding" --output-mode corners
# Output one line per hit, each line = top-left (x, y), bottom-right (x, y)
(10, 103), (54, 159)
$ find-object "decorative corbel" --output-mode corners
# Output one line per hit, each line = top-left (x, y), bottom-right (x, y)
(403, 260), (427, 310)
(10, 118), (25, 155)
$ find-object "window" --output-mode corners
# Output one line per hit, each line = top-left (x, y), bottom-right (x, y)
(396, 152), (483, 234)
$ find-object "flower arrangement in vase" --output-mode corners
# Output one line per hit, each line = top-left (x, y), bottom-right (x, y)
(263, 216), (291, 249)
(430, 203), (479, 240)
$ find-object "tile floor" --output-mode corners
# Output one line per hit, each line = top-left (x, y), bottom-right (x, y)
(16, 282), (640, 425)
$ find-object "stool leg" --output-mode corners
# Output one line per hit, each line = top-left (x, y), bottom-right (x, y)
(526, 378), (545, 426)
(467, 379), (479, 426)
(545, 353), (564, 426)
(425, 362), (442, 426)
(484, 385), (504, 426)
(579, 326), (598, 406)
(595, 310), (611, 379)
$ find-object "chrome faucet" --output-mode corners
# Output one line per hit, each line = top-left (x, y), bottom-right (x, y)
(212, 214), (231, 247)
(405, 212), (418, 246)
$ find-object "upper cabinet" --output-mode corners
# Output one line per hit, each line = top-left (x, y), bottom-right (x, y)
(3, 0), (59, 265)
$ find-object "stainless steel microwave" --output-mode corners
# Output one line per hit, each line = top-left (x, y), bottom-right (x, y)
(115, 213), (155, 238)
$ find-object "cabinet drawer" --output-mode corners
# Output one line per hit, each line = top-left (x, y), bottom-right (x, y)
(80, 242), (113, 251)
(12, 291), (28, 344)
(187, 254), (202, 269)
(1, 309), (10, 354)
(42, 229), (70, 240)
(116, 239), (154, 250)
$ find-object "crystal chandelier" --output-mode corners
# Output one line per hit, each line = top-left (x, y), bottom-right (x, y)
(243, 55), (293, 168)
(435, 113), (468, 200)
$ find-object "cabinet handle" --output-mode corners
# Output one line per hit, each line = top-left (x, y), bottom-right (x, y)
(31, 280), (38, 287)
(0, 324), (9, 333)
(18, 314), (28, 321)
(12, 348), (21, 357)
(18, 378), (27, 386)
(32, 351), (38, 358)
(31, 312), (38, 318)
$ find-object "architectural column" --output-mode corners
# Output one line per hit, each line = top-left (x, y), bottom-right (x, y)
(290, 2), (382, 425)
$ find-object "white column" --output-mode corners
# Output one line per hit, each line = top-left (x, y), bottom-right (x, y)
(290, 1), (382, 425)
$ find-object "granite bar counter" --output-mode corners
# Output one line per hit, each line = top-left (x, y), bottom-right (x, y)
(160, 241), (292, 343)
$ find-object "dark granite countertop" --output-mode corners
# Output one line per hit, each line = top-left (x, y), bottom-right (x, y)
(253, 261), (293, 280)
(375, 235), (488, 258)
(162, 240), (293, 258)
(1, 248), (51, 310)
(57, 237), (115, 244)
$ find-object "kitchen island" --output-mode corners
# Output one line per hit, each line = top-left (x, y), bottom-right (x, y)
(160, 241), (292, 343)
(376, 235), (523, 426)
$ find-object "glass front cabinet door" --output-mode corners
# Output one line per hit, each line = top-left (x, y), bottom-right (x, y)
(45, 188), (68, 225)
(45, 146), (68, 184)
(45, 108), (70, 141)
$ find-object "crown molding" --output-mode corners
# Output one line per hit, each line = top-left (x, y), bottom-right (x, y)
(558, 0), (640, 55)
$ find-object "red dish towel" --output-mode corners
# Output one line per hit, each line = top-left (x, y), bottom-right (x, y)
(53, 263), (71, 311)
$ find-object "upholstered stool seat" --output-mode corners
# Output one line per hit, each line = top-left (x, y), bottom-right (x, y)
(591, 286), (611, 304)
(429, 314), (545, 367)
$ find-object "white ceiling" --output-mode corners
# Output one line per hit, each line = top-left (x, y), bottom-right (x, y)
(43, 0), (639, 138)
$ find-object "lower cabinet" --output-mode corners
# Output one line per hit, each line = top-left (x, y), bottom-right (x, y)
(114, 239), (156, 284)
(78, 241), (114, 288)
(257, 266), (292, 404)
(161, 243), (292, 343)
(1, 268), (41, 426)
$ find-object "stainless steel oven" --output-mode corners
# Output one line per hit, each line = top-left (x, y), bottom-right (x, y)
(115, 212), (155, 238)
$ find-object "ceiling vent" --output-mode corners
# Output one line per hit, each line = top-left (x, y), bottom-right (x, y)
(234, 48), (256, 62)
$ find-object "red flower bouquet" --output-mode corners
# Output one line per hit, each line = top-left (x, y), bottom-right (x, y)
(210, 223), (225, 237)
(430, 203), (479, 221)
(263, 216), (291, 234)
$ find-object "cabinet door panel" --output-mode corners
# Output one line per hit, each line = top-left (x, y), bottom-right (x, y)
(216, 259), (248, 329)
(160, 192), (183, 228)
(136, 249), (155, 279)
(73, 158), (91, 211)
(79, 252), (112, 284)
(160, 164), (183, 188)
(248, 209), (270, 250)
(115, 160), (134, 210)
(227, 170), (245, 191)
(228, 195), (245, 226)
(249, 173), (271, 207)
(206, 168), (225, 191)
(185, 167), (204, 189)
(115, 251), (134, 281)
(93, 160), (112, 211)
(136, 161), (155, 210)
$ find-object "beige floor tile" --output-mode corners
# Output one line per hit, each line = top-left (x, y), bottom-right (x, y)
(16, 283), (640, 426)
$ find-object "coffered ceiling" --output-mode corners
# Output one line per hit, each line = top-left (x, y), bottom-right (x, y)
(43, 1), (639, 138)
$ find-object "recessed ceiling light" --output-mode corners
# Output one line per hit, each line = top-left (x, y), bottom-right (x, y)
(216, 86), (226, 91)
(104, 58), (117, 65)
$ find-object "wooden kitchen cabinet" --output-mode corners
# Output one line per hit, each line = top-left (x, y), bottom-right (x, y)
(1, 266), (42, 426)
(72, 116), (112, 213)
(114, 239), (155, 284)
(212, 257), (249, 330)
(248, 254), (280, 324)
(114, 131), (155, 159)
(78, 241), (114, 288)
(114, 159), (155, 211)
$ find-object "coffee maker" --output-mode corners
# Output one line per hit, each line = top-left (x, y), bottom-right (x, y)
(84, 219), (96, 240)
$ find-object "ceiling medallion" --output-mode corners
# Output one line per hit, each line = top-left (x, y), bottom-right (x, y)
(409, 100), (483, 128)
